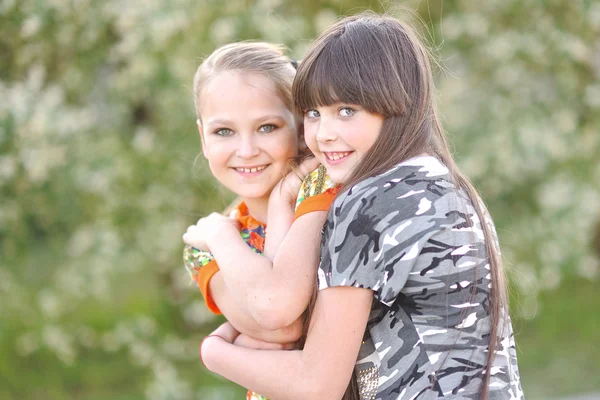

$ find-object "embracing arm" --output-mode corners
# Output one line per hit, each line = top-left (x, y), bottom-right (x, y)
(183, 237), (301, 343)
(207, 271), (303, 344)
(202, 286), (373, 400)
(184, 216), (306, 341)
(208, 209), (326, 331)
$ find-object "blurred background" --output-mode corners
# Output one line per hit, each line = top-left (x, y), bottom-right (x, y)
(1, 0), (598, 399)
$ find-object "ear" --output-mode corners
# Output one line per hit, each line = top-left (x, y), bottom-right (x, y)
(197, 118), (208, 158)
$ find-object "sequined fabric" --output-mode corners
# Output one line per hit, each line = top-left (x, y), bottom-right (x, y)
(295, 164), (339, 209)
(357, 366), (379, 400)
(246, 390), (268, 400)
(183, 245), (212, 280)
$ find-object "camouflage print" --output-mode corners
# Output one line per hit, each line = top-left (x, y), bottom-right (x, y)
(318, 156), (524, 399)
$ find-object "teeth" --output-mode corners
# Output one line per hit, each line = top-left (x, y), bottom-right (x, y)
(327, 152), (351, 161)
(235, 165), (267, 173)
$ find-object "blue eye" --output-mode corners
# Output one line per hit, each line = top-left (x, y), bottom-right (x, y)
(339, 107), (355, 117)
(215, 128), (234, 137)
(259, 124), (277, 133)
(305, 109), (320, 118)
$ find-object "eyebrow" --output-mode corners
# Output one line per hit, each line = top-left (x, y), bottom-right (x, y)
(255, 115), (287, 124)
(205, 119), (233, 128)
(205, 115), (287, 128)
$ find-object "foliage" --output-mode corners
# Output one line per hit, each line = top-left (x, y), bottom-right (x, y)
(1, 0), (598, 398)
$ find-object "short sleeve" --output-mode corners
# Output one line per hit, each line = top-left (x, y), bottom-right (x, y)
(183, 245), (215, 281)
(317, 186), (438, 307)
(294, 165), (340, 220)
(183, 245), (222, 314)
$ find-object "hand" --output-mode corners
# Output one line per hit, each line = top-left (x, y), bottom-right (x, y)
(271, 156), (321, 207)
(209, 321), (240, 343)
(233, 334), (296, 350)
(182, 212), (240, 250)
(200, 322), (240, 369)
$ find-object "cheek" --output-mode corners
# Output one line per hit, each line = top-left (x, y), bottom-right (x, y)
(347, 126), (377, 153)
(203, 142), (231, 167)
(303, 124), (319, 151)
(364, 119), (384, 149)
(271, 132), (299, 161)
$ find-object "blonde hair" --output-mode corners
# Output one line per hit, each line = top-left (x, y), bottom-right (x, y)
(193, 41), (297, 118)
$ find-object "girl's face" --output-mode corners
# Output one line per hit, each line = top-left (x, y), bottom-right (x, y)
(303, 103), (384, 184)
(198, 71), (298, 202)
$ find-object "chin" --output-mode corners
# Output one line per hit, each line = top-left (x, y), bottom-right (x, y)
(237, 188), (272, 200)
(323, 170), (348, 185)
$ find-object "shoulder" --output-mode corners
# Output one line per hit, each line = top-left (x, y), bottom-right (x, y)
(332, 156), (457, 221)
(296, 165), (338, 210)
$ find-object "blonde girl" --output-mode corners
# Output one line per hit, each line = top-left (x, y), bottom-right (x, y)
(183, 42), (338, 399)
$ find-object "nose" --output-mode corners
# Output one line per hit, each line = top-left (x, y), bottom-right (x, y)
(315, 116), (337, 144)
(236, 134), (260, 159)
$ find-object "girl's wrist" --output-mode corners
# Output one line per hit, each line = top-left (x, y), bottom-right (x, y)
(268, 195), (295, 216)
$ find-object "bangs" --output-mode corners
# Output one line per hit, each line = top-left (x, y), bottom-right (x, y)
(294, 22), (410, 117)
(294, 39), (352, 112)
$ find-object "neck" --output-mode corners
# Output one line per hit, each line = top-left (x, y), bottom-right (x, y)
(241, 196), (269, 223)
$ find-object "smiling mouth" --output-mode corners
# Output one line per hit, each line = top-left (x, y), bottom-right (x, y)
(324, 151), (352, 161)
(233, 165), (269, 173)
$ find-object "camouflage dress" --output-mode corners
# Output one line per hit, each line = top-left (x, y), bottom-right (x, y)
(318, 156), (524, 399)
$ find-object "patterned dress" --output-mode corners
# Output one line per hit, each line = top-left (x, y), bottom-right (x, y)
(318, 156), (523, 399)
(184, 165), (339, 400)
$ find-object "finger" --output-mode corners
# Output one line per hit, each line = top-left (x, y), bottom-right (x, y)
(281, 171), (306, 195)
(183, 224), (201, 238)
(210, 322), (240, 343)
(182, 233), (194, 245)
(280, 342), (297, 350)
(262, 341), (292, 350)
(232, 334), (254, 348)
(196, 214), (215, 225)
(296, 156), (320, 178)
(186, 225), (197, 233)
(233, 335), (292, 350)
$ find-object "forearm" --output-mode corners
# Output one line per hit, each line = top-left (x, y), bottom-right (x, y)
(258, 211), (328, 329)
(209, 272), (302, 343)
(203, 340), (321, 400)
(263, 198), (295, 260)
(207, 225), (275, 312)
(208, 214), (325, 331)
(202, 287), (372, 400)
(208, 225), (303, 329)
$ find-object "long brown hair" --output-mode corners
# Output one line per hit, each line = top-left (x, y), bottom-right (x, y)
(294, 12), (507, 399)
